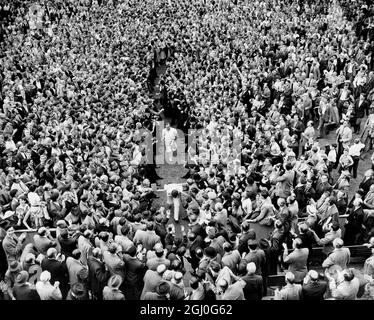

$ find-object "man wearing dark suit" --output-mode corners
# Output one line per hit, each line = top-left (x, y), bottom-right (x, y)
(123, 246), (147, 300)
(186, 231), (204, 270)
(359, 170), (374, 197)
(237, 222), (256, 254)
(298, 223), (317, 266)
(301, 270), (327, 300)
(58, 229), (78, 258)
(87, 248), (110, 300)
(13, 147), (29, 171)
(315, 174), (332, 199)
(41, 248), (69, 299)
(241, 262), (263, 300)
(244, 240), (267, 277)
(354, 94), (370, 131)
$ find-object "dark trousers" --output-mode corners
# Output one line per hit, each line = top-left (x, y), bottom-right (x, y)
(350, 156), (360, 178)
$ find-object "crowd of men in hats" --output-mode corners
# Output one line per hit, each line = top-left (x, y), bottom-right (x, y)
(1, 0), (374, 300)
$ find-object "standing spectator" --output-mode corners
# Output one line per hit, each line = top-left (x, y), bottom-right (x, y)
(141, 264), (166, 299)
(241, 262), (263, 301)
(302, 270), (327, 300)
(274, 272), (303, 300)
(2, 227), (26, 265)
(282, 238), (309, 284)
(35, 271), (62, 300)
(326, 268), (360, 300)
(41, 248), (69, 299)
(103, 275), (125, 300)
(123, 245), (147, 300)
(66, 249), (88, 289)
(322, 238), (351, 270)
(243, 240), (266, 278)
(87, 248), (110, 300)
(348, 139), (366, 178)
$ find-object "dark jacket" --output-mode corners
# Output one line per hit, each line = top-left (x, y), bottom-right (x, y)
(87, 256), (110, 300)
(41, 258), (69, 296)
(244, 249), (267, 276)
(58, 236), (77, 257)
(123, 254), (147, 300)
(302, 280), (327, 300)
(13, 283), (41, 300)
(237, 229), (256, 254)
(241, 274), (263, 300)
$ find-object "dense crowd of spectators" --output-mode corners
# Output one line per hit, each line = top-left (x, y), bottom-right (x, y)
(1, 0), (374, 300)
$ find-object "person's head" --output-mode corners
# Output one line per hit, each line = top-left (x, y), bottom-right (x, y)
(40, 270), (51, 283)
(107, 274), (122, 289)
(308, 270), (319, 282)
(285, 272), (295, 284)
(246, 262), (256, 275)
(293, 238), (303, 249)
(365, 170), (373, 178)
(204, 246), (217, 259)
(154, 243), (164, 257)
(156, 264), (167, 275)
(333, 238), (344, 249)
(92, 247), (102, 260)
(223, 242), (232, 253)
(72, 249), (81, 260)
(156, 281), (170, 297)
(277, 197), (286, 207)
(46, 247), (57, 259)
(217, 279), (229, 292)
(298, 222), (309, 234)
(248, 239), (258, 251)
(16, 270), (29, 285)
(342, 268), (355, 282)
(146, 221), (155, 231)
(37, 227), (47, 237)
(353, 198), (363, 208)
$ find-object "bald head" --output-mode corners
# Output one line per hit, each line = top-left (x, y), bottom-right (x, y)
(333, 238), (344, 249)
(246, 262), (256, 275)
(285, 272), (295, 284)
(47, 247), (57, 259)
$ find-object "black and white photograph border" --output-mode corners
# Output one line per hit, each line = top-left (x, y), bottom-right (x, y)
(0, 0), (374, 311)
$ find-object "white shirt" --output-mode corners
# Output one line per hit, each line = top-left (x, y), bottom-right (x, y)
(162, 127), (178, 147)
(242, 198), (253, 215)
(328, 149), (337, 163)
(349, 142), (365, 157)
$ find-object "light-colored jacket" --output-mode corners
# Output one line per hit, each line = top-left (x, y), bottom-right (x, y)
(35, 281), (62, 300)
(322, 247), (351, 270)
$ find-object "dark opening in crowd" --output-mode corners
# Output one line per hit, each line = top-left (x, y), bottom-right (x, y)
(0, 0), (374, 300)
